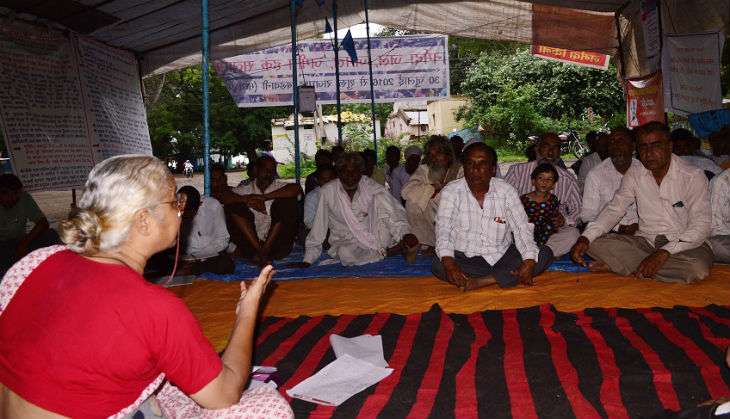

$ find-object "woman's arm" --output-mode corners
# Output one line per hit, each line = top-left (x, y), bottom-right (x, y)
(188, 266), (273, 409)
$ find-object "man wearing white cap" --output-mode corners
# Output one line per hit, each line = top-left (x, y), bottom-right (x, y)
(389, 145), (423, 202)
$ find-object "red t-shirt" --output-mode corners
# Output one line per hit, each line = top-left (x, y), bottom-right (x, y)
(0, 250), (222, 418)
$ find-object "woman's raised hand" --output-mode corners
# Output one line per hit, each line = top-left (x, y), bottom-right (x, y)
(236, 265), (274, 315)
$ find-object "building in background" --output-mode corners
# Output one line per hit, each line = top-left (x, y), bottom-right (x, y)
(428, 97), (468, 135)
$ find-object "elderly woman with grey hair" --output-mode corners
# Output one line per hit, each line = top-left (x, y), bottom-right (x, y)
(401, 135), (464, 251)
(0, 155), (292, 418)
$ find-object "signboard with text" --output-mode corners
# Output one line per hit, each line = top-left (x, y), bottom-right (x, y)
(531, 44), (610, 70)
(662, 32), (723, 116)
(214, 35), (450, 107)
(626, 72), (664, 128)
(0, 21), (151, 191)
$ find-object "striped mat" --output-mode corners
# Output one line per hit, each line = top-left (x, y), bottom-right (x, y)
(254, 304), (730, 418)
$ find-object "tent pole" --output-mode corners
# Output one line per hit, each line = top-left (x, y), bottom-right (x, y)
(333, 0), (343, 145)
(201, 0), (211, 196)
(290, 0), (301, 183)
(364, 0), (377, 161)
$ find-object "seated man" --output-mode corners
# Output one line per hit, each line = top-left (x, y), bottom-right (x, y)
(671, 128), (722, 178)
(581, 127), (641, 235)
(710, 168), (730, 263)
(213, 157), (301, 265)
(505, 133), (581, 257)
(303, 166), (337, 229)
(577, 131), (609, 191)
(389, 145), (422, 204)
(401, 135), (463, 249)
(362, 149), (385, 185)
(432, 143), (553, 290)
(571, 122), (713, 283)
(300, 152), (418, 267)
(305, 149), (333, 194)
(384, 144), (402, 194)
(0, 174), (58, 273)
(177, 185), (234, 274)
(709, 127), (730, 169)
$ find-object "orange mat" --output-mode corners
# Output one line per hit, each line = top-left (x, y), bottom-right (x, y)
(172, 266), (730, 351)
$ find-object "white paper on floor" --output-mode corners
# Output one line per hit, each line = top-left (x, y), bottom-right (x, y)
(329, 334), (389, 368)
(286, 354), (393, 406)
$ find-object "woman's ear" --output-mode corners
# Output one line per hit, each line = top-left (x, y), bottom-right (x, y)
(133, 208), (153, 236)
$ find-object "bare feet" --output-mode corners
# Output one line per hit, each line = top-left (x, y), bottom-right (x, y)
(460, 275), (498, 291)
(403, 244), (418, 264)
(587, 260), (610, 272)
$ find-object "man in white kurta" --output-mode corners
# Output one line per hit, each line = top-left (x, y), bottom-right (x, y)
(303, 153), (418, 266)
(710, 169), (730, 263)
(571, 122), (713, 283)
(401, 136), (462, 248)
(581, 128), (640, 234)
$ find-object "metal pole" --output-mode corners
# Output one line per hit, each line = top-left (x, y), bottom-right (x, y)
(290, 0), (301, 183)
(364, 0), (378, 161)
(201, 0), (211, 196)
(333, 0), (343, 145)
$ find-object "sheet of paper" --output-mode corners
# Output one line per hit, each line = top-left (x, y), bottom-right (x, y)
(330, 334), (388, 368)
(286, 354), (392, 406)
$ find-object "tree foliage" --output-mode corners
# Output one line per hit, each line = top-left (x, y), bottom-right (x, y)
(144, 67), (289, 163)
(459, 48), (625, 150)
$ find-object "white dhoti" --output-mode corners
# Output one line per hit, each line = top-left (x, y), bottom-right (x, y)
(304, 177), (411, 266)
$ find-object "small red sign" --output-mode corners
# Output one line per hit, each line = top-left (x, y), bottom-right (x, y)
(531, 44), (610, 70)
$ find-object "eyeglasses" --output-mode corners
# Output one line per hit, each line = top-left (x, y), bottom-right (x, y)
(154, 197), (185, 212)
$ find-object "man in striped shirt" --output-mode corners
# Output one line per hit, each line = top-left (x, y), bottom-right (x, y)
(432, 142), (554, 290)
(504, 133), (581, 257)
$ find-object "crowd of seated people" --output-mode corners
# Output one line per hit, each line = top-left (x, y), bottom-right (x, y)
(4, 121), (729, 291)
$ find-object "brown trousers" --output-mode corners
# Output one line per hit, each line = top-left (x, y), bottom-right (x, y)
(587, 233), (713, 283)
(225, 197), (298, 260)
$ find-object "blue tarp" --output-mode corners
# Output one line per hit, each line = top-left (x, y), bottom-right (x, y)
(201, 245), (589, 282)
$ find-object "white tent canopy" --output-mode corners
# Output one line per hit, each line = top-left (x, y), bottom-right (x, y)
(0, 0), (727, 78)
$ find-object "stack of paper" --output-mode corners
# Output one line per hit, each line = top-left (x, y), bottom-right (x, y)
(286, 334), (393, 406)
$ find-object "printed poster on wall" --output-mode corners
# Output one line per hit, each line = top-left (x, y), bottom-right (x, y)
(662, 32), (723, 116)
(626, 72), (664, 128)
(214, 35), (449, 108)
(0, 21), (152, 191)
(0, 22), (95, 191)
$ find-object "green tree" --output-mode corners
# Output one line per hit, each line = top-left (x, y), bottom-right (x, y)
(459, 47), (624, 150)
(144, 67), (289, 164)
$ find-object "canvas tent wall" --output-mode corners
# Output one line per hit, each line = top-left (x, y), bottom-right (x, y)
(1, 1), (727, 80)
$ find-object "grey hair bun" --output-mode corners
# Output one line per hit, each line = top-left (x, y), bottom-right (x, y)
(59, 208), (103, 254)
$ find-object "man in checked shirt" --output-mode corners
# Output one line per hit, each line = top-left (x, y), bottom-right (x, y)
(432, 142), (554, 290)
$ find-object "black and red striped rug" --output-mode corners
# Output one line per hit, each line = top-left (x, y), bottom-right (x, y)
(253, 304), (730, 418)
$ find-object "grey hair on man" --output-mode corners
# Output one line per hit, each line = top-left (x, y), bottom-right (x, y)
(422, 135), (455, 167)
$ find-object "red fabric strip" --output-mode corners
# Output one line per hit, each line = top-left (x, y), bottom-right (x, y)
(692, 308), (730, 328)
(502, 309), (538, 419)
(406, 312), (455, 419)
(689, 309), (730, 347)
(308, 312), (391, 418)
(281, 315), (356, 395)
(256, 318), (292, 346)
(540, 305), (601, 417)
(639, 309), (730, 400)
(575, 311), (630, 419)
(357, 313), (422, 419)
(611, 311), (680, 411)
(261, 316), (325, 367)
(454, 312), (492, 419)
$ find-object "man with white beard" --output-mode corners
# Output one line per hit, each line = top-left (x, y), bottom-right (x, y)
(401, 135), (463, 251)
(297, 152), (419, 267)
